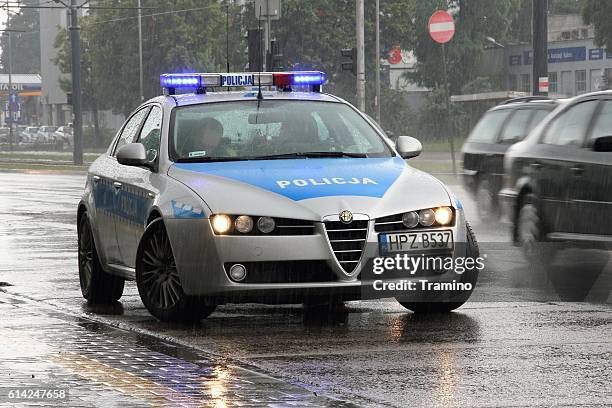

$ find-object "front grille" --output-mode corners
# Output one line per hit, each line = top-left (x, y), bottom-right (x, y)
(224, 261), (336, 283)
(324, 220), (368, 273)
(374, 213), (406, 233)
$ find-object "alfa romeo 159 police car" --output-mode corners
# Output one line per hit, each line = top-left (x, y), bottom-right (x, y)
(77, 71), (479, 322)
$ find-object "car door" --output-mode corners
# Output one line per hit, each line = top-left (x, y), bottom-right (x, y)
(114, 105), (163, 268)
(536, 99), (600, 233)
(92, 106), (151, 266)
(569, 98), (612, 236)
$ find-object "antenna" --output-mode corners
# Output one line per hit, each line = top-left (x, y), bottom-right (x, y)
(256, 5), (264, 100)
(226, 1), (230, 74)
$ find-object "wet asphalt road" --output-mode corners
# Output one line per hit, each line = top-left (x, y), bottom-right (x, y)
(0, 171), (611, 407)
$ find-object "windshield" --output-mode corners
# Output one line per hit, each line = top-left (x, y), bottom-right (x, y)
(170, 100), (392, 161)
(467, 109), (512, 143)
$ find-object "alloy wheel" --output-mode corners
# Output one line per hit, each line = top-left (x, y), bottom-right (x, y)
(140, 227), (182, 310)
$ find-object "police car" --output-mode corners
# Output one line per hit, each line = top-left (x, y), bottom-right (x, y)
(77, 71), (479, 322)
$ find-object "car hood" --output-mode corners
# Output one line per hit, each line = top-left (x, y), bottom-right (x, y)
(167, 157), (451, 220)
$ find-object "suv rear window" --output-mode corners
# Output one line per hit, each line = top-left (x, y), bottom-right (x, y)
(467, 109), (512, 143)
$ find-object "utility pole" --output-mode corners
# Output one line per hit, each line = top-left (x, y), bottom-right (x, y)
(4, 0), (13, 151)
(532, 0), (548, 96)
(138, 0), (143, 101)
(374, 0), (381, 123)
(356, 0), (365, 112)
(70, 0), (83, 165)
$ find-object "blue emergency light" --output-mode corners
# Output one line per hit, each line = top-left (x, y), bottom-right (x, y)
(160, 71), (326, 95)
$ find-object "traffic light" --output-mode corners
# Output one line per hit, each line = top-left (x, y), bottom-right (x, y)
(341, 48), (357, 75)
(247, 29), (263, 72)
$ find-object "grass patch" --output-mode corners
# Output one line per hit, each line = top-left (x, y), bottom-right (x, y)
(421, 137), (466, 152)
(0, 162), (88, 173)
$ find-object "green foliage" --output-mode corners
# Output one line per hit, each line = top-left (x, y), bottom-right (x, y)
(0, 0), (40, 74)
(582, 0), (612, 51)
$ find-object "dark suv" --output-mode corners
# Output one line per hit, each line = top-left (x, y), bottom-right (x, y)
(462, 97), (561, 220)
(500, 91), (612, 263)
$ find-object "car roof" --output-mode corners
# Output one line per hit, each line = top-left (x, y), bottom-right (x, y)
(489, 99), (561, 112)
(144, 91), (344, 108)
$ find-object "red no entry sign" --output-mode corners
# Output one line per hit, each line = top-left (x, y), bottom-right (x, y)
(428, 10), (455, 44)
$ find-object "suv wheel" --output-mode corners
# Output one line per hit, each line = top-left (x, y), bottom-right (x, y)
(136, 218), (216, 322)
(517, 194), (556, 269)
(476, 179), (498, 222)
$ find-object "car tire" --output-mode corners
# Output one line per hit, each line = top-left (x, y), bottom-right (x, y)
(517, 193), (556, 269)
(396, 222), (479, 313)
(476, 178), (498, 222)
(136, 218), (216, 322)
(78, 212), (125, 303)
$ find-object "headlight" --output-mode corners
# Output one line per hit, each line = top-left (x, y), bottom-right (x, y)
(211, 214), (232, 234)
(234, 215), (254, 233)
(257, 216), (275, 233)
(402, 211), (419, 228)
(418, 209), (435, 227)
(434, 206), (453, 225)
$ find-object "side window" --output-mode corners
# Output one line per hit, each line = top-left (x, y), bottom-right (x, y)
(113, 107), (150, 155)
(137, 106), (162, 162)
(587, 100), (612, 145)
(525, 109), (551, 133)
(467, 109), (512, 143)
(500, 109), (533, 143)
(542, 100), (599, 147)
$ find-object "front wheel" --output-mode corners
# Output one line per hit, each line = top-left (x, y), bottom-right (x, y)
(517, 194), (556, 270)
(78, 212), (124, 303)
(136, 218), (216, 322)
(397, 222), (479, 313)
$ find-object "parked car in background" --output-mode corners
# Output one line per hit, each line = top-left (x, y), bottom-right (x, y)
(54, 126), (73, 146)
(500, 91), (612, 266)
(461, 97), (563, 220)
(0, 127), (9, 143)
(36, 126), (58, 143)
(20, 126), (39, 143)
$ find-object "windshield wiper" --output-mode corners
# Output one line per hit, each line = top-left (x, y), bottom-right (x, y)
(248, 151), (368, 160)
(175, 156), (248, 163)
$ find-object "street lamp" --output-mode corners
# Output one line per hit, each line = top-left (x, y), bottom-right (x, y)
(485, 36), (505, 48)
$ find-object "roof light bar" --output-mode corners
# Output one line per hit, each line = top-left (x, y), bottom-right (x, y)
(160, 71), (326, 95)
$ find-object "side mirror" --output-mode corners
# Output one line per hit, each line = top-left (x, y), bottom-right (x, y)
(396, 136), (422, 159)
(116, 143), (148, 167)
(593, 135), (612, 152)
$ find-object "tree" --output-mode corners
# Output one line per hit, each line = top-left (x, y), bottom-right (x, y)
(0, 0), (41, 74)
(53, 0), (243, 118)
(582, 0), (612, 51)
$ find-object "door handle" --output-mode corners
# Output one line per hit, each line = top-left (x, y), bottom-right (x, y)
(92, 175), (100, 183)
(530, 162), (543, 170)
(113, 181), (123, 190)
(570, 166), (584, 175)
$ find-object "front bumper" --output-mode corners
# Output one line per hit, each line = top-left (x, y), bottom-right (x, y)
(165, 213), (469, 303)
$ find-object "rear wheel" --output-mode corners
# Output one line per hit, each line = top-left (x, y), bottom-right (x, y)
(476, 178), (498, 222)
(78, 212), (124, 302)
(136, 218), (216, 322)
(397, 222), (479, 313)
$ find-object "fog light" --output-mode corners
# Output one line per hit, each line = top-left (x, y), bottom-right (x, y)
(229, 264), (247, 281)
(257, 216), (275, 233)
(434, 206), (453, 225)
(419, 209), (435, 227)
(234, 215), (254, 233)
(211, 214), (232, 234)
(402, 211), (419, 228)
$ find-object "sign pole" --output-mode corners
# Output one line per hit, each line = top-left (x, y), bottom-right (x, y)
(441, 43), (456, 175)
(428, 9), (457, 176)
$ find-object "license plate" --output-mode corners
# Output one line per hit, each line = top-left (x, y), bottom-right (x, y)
(379, 230), (453, 254)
